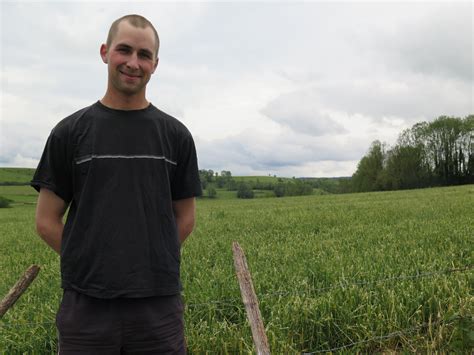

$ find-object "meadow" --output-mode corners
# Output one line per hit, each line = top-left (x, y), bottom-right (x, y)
(0, 182), (472, 353)
(0, 168), (35, 185)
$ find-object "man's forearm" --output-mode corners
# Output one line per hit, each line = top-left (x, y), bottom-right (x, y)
(35, 188), (68, 255)
(37, 221), (63, 255)
(173, 197), (196, 246)
(176, 216), (195, 245)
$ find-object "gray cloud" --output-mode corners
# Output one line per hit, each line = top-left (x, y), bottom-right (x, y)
(261, 90), (347, 136)
(1, 2), (472, 177)
(317, 77), (472, 122)
(196, 128), (369, 176)
(378, 2), (473, 83)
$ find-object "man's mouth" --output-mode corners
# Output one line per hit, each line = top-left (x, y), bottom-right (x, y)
(120, 70), (141, 79)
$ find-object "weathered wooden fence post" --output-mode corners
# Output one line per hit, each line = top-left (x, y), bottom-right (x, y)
(232, 242), (271, 355)
(0, 265), (40, 318)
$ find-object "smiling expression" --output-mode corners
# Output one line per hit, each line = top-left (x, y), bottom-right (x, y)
(101, 20), (158, 98)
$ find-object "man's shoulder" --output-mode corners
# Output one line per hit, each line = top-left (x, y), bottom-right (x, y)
(149, 105), (192, 137)
(53, 103), (97, 136)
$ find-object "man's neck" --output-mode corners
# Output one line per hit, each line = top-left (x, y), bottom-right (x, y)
(100, 91), (150, 111)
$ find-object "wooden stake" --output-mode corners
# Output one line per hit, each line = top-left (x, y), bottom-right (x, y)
(0, 265), (40, 318)
(232, 242), (270, 355)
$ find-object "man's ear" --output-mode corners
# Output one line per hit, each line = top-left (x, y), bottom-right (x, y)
(152, 57), (159, 74)
(100, 44), (108, 64)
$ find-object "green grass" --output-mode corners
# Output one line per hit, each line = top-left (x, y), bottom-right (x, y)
(0, 185), (38, 205)
(201, 188), (276, 200)
(0, 168), (35, 185)
(0, 169), (286, 185)
(0, 185), (472, 353)
(233, 176), (291, 183)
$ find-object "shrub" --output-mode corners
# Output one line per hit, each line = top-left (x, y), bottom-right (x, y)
(274, 183), (286, 197)
(207, 186), (217, 199)
(226, 179), (237, 191)
(273, 181), (313, 197)
(237, 182), (254, 199)
(0, 196), (12, 208)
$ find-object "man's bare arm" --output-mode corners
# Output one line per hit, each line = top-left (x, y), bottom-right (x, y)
(172, 197), (196, 245)
(35, 188), (68, 254)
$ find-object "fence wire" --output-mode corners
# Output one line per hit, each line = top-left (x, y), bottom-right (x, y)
(303, 314), (470, 354)
(1, 265), (471, 325)
(260, 265), (473, 300)
(185, 265), (473, 308)
(1, 265), (472, 353)
(2, 315), (469, 353)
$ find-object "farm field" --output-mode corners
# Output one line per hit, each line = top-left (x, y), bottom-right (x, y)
(0, 168), (35, 185)
(0, 184), (473, 353)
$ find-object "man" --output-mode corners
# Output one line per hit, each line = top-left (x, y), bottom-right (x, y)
(31, 14), (202, 354)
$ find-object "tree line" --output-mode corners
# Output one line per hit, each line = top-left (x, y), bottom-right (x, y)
(199, 115), (473, 198)
(198, 170), (316, 199)
(352, 115), (473, 192)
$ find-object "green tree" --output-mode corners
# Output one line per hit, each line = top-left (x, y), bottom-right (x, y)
(460, 115), (474, 182)
(274, 183), (286, 197)
(384, 145), (430, 190)
(427, 116), (463, 184)
(352, 140), (386, 192)
(226, 179), (238, 191)
(206, 186), (217, 199)
(273, 181), (313, 197)
(0, 196), (12, 208)
(199, 169), (218, 190)
(216, 170), (232, 188)
(352, 115), (473, 192)
(237, 182), (254, 199)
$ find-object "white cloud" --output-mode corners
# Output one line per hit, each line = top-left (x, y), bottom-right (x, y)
(1, 154), (39, 169)
(153, 67), (291, 140)
(196, 125), (371, 176)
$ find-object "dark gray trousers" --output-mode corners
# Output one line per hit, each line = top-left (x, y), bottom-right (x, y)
(56, 289), (186, 354)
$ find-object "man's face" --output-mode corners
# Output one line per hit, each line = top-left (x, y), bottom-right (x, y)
(101, 21), (158, 97)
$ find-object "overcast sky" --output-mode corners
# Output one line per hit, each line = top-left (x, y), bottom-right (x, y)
(1, 1), (472, 177)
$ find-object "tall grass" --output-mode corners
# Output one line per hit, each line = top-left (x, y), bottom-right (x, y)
(0, 185), (472, 353)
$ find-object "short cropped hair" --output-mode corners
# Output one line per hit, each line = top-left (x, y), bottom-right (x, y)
(106, 14), (160, 57)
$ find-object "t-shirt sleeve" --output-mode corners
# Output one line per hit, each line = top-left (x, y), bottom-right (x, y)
(171, 131), (202, 200)
(30, 124), (73, 203)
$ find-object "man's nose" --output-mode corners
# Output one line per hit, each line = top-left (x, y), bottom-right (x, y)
(126, 53), (139, 70)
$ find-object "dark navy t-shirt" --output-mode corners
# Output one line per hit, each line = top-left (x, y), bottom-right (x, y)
(31, 101), (202, 298)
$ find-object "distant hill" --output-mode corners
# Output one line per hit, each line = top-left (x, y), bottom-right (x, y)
(0, 168), (35, 185)
(232, 175), (292, 183)
(0, 167), (351, 191)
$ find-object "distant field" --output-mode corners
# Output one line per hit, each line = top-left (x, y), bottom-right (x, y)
(0, 185), (37, 204)
(0, 182), (472, 353)
(201, 188), (276, 200)
(233, 175), (291, 183)
(0, 168), (287, 186)
(0, 168), (35, 185)
(200, 188), (327, 200)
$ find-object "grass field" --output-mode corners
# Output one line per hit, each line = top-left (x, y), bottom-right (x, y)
(0, 168), (35, 185)
(0, 183), (472, 353)
(232, 176), (290, 183)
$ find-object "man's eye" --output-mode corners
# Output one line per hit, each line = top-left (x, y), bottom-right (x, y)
(118, 48), (129, 53)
